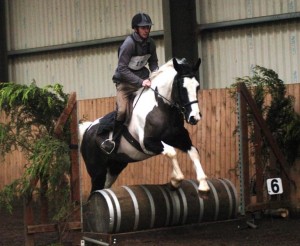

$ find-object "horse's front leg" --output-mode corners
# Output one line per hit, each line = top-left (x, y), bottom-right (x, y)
(105, 161), (128, 188)
(162, 142), (184, 188)
(104, 170), (118, 189)
(188, 146), (210, 192)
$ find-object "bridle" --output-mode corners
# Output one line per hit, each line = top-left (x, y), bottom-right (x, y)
(172, 73), (199, 115)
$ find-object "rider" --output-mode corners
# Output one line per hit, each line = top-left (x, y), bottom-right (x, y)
(99, 12), (159, 153)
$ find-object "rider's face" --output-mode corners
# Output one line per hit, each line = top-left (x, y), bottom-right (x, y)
(136, 26), (151, 39)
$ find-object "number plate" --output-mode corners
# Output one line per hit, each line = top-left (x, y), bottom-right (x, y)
(266, 178), (283, 195)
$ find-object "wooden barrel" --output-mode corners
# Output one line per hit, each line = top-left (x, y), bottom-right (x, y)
(83, 179), (238, 233)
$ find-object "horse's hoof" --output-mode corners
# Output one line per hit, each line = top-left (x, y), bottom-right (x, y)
(170, 178), (183, 189)
(198, 179), (210, 192)
(166, 183), (178, 191)
(198, 190), (210, 200)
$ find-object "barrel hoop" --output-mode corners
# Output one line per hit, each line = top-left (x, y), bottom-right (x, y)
(178, 187), (188, 224)
(164, 186), (181, 225)
(207, 180), (219, 220)
(218, 179), (233, 219)
(122, 186), (139, 231)
(187, 180), (204, 222)
(157, 186), (171, 226)
(105, 189), (121, 232)
(140, 185), (155, 229)
(96, 190), (115, 232)
(223, 178), (238, 216)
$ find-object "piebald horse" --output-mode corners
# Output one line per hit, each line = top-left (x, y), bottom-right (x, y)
(79, 58), (209, 194)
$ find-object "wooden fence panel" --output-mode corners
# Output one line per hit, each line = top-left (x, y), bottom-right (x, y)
(1, 85), (299, 201)
(76, 88), (239, 199)
(0, 113), (27, 189)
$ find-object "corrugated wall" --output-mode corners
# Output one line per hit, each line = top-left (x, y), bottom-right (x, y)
(198, 0), (300, 89)
(199, 0), (300, 23)
(201, 22), (300, 88)
(6, 0), (300, 93)
(6, 0), (163, 49)
(6, 0), (164, 100)
(8, 39), (165, 99)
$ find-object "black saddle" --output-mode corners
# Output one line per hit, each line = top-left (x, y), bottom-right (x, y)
(96, 111), (116, 135)
(96, 110), (145, 153)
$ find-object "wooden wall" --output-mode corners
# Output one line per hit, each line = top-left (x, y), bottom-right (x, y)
(77, 88), (239, 198)
(0, 113), (27, 189)
(1, 85), (299, 201)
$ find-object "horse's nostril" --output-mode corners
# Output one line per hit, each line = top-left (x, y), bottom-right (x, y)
(189, 116), (198, 125)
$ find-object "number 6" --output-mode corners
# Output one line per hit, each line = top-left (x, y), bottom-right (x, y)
(267, 178), (283, 195)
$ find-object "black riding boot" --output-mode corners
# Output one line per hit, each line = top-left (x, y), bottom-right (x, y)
(100, 120), (124, 154)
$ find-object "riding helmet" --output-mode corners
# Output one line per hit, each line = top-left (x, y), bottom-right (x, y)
(131, 13), (153, 29)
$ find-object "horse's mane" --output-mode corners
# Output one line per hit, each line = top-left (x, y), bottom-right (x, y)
(149, 59), (174, 81)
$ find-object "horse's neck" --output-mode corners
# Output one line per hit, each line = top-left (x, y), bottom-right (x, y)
(151, 69), (176, 100)
(129, 64), (176, 133)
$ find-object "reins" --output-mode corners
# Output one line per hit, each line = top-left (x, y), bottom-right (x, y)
(132, 86), (179, 110)
(149, 87), (174, 105)
(132, 87), (147, 110)
(133, 86), (198, 116)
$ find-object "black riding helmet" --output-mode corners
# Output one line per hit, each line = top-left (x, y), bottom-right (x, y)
(131, 13), (153, 29)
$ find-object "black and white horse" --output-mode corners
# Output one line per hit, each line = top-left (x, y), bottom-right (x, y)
(79, 58), (209, 194)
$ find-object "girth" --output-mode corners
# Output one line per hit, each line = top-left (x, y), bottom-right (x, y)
(122, 127), (145, 153)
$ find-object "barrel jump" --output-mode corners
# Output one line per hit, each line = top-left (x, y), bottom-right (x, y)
(83, 179), (238, 233)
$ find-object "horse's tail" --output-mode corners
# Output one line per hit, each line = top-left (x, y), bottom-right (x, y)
(78, 121), (92, 145)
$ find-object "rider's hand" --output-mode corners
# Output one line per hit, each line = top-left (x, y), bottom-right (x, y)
(142, 79), (151, 88)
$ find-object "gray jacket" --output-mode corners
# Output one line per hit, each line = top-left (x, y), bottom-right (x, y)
(113, 32), (158, 87)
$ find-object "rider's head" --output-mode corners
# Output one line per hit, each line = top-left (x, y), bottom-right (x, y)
(131, 13), (153, 40)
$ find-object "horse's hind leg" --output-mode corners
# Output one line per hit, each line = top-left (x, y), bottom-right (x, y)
(188, 146), (209, 192)
(162, 143), (184, 188)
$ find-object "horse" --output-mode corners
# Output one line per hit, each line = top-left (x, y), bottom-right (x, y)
(79, 57), (209, 194)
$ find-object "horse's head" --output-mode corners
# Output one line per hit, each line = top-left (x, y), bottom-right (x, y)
(172, 58), (202, 125)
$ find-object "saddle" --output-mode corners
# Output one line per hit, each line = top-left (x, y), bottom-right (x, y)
(96, 109), (144, 153)
(96, 94), (135, 136)
(96, 111), (116, 135)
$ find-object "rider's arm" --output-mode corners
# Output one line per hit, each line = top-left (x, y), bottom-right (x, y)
(148, 38), (159, 72)
(117, 37), (144, 87)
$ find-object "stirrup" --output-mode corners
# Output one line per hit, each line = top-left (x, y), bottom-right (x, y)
(100, 139), (116, 154)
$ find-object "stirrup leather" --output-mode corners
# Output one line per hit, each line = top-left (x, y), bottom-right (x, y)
(100, 139), (116, 154)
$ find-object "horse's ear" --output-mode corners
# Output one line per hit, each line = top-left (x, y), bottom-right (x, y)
(193, 58), (201, 72)
(173, 58), (180, 72)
